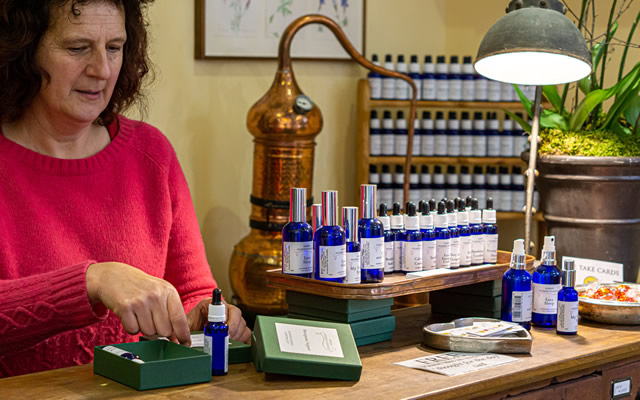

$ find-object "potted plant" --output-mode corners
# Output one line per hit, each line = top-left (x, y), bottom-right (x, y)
(506, 1), (640, 282)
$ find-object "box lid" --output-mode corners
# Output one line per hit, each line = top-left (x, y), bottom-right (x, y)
(287, 304), (391, 322)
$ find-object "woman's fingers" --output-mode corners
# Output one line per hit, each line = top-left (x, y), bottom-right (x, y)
(167, 289), (191, 346)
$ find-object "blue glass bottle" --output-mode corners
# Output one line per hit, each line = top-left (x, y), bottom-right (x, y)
(409, 54), (422, 100)
(434, 201), (451, 269)
(421, 55), (436, 101)
(204, 288), (229, 375)
(486, 112), (501, 157)
(402, 202), (423, 272)
(447, 111), (460, 157)
(469, 198), (484, 266)
(420, 111), (434, 156)
(461, 56), (475, 101)
(311, 203), (322, 235)
(394, 111), (408, 157)
(435, 55), (449, 101)
(282, 187), (313, 278)
(434, 111), (448, 156)
(482, 198), (498, 264)
(472, 165), (487, 209)
(448, 55), (462, 101)
(419, 201), (436, 270)
(502, 239), (532, 330)
(314, 191), (346, 283)
(369, 110), (382, 157)
(446, 199), (460, 269)
(432, 165), (446, 201)
(390, 202), (405, 272)
(472, 111), (487, 157)
(557, 259), (579, 335)
(343, 207), (361, 284)
(359, 184), (385, 283)
(532, 236), (562, 327)
(381, 110), (395, 156)
(378, 203), (395, 274)
(382, 54), (395, 100)
(368, 54), (382, 100)
(457, 200), (472, 267)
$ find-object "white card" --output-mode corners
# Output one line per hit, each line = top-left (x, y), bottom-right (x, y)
(563, 256), (624, 284)
(275, 323), (344, 358)
(395, 352), (520, 376)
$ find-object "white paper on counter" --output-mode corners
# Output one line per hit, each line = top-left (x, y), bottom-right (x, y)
(563, 256), (624, 284)
(275, 322), (344, 358)
(395, 352), (520, 376)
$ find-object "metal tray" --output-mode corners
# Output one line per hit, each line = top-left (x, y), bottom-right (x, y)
(578, 283), (640, 325)
(423, 318), (532, 354)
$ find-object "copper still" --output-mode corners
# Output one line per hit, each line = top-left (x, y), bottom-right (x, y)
(229, 15), (417, 315)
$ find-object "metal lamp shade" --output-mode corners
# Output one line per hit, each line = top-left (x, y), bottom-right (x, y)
(474, 7), (592, 85)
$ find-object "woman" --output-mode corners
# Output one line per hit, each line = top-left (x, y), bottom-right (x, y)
(0, 0), (250, 377)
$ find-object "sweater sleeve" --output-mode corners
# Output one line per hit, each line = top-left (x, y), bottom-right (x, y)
(162, 150), (217, 314)
(0, 260), (108, 356)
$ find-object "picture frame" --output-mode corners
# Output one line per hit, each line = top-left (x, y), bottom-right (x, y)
(195, 0), (366, 60)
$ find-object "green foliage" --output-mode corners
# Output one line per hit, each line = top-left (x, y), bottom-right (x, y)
(539, 128), (640, 157)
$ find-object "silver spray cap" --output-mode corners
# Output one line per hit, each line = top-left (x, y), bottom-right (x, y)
(289, 187), (306, 223)
(541, 235), (556, 266)
(322, 191), (339, 226)
(562, 259), (576, 287)
(361, 184), (377, 219)
(342, 207), (358, 242)
(312, 204), (322, 233)
(510, 239), (526, 270)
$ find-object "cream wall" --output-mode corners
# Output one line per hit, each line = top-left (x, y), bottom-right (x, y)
(144, 1), (637, 297)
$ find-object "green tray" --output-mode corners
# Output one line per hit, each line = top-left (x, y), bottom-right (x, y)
(94, 340), (211, 390)
(287, 304), (391, 322)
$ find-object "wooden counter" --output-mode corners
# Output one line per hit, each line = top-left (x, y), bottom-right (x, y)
(2, 306), (639, 400)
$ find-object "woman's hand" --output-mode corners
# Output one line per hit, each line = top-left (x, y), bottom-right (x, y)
(86, 262), (191, 346)
(187, 298), (252, 344)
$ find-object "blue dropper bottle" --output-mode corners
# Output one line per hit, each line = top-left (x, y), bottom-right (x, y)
(314, 191), (346, 283)
(282, 187), (313, 278)
(378, 203), (395, 274)
(359, 184), (385, 283)
(532, 236), (562, 327)
(469, 198), (484, 266)
(434, 201), (451, 269)
(419, 200), (436, 270)
(402, 202), (423, 272)
(557, 259), (579, 335)
(368, 54), (382, 100)
(501, 239), (532, 330)
(390, 202), (405, 272)
(446, 199), (460, 269)
(343, 206), (361, 284)
(204, 288), (229, 375)
(482, 198), (498, 264)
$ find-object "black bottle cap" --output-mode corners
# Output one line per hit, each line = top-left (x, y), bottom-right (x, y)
(458, 199), (466, 212)
(379, 203), (387, 217)
(486, 166), (496, 174)
(450, 55), (459, 63)
(460, 165), (469, 174)
(512, 166), (522, 174)
(472, 198), (479, 210)
(372, 54), (379, 62)
(499, 166), (509, 174)
(422, 111), (431, 119)
(385, 54), (392, 62)
(406, 202), (417, 216)
(448, 111), (457, 119)
(505, 114), (511, 120)
(383, 110), (392, 119)
(369, 165), (377, 173)
(397, 55), (405, 62)
(411, 165), (417, 173)
(441, 197), (448, 204)
(419, 200), (429, 215)
(424, 55), (432, 63)
(466, 196), (473, 208)
(395, 165), (403, 173)
(473, 166), (483, 173)
(421, 165), (430, 173)
(397, 110), (405, 119)
(446, 165), (456, 174)
(463, 56), (472, 64)
(516, 112), (524, 118)
(486, 198), (494, 210)
(447, 199), (455, 213)
(382, 164), (390, 173)
(437, 201), (446, 214)
(486, 111), (493, 119)
(474, 111), (483, 119)
(370, 110), (378, 118)
(436, 111), (444, 119)
(437, 55), (446, 63)
(434, 165), (442, 173)
(392, 202), (401, 215)
(410, 54), (418, 63)
(429, 199), (437, 211)
(454, 197), (460, 210)
(213, 288), (223, 305)
(461, 111), (470, 120)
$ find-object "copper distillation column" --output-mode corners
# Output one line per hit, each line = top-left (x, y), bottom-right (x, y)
(229, 14), (417, 315)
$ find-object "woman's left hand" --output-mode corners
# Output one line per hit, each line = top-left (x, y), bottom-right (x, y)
(187, 298), (252, 344)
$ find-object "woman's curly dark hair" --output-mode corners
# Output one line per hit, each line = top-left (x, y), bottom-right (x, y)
(0, 0), (155, 126)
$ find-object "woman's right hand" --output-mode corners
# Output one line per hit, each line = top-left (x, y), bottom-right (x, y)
(85, 262), (191, 346)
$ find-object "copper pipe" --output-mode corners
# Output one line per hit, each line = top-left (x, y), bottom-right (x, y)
(279, 14), (418, 205)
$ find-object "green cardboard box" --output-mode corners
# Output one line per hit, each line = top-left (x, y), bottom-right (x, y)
(140, 332), (252, 365)
(253, 316), (362, 381)
(287, 304), (391, 322)
(286, 291), (394, 313)
(355, 332), (393, 346)
(94, 340), (211, 390)
(252, 332), (263, 372)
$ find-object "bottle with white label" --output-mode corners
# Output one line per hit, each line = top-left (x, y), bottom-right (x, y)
(395, 55), (409, 100)
(472, 112), (487, 157)
(434, 201), (451, 269)
(557, 259), (579, 335)
(499, 167), (512, 212)
(446, 199), (460, 269)
(482, 198), (498, 264)
(378, 203), (395, 274)
(460, 111), (474, 156)
(500, 81), (514, 102)
(420, 111), (435, 156)
(486, 112), (501, 157)
(501, 239), (532, 330)
(314, 191), (346, 283)
(393, 165), (404, 206)
(447, 111), (461, 157)
(421, 55), (436, 100)
(412, 113), (421, 156)
(434, 111), (448, 156)
(342, 206), (361, 284)
(459, 166), (473, 201)
(420, 165), (432, 202)
(445, 166), (459, 200)
(381, 110), (394, 156)
(500, 115), (514, 158)
(419, 201), (437, 270)
(511, 167), (525, 212)
(486, 167), (500, 209)
(488, 79), (502, 102)
(532, 236), (562, 327)
(448, 56), (462, 101)
(435, 55), (449, 101)
(369, 164), (379, 186)
(390, 202), (405, 272)
(402, 202), (423, 272)
(368, 54), (382, 100)
(409, 166), (421, 205)
(408, 54), (422, 100)
(469, 198), (484, 266)
(472, 166), (487, 209)
(378, 165), (393, 207)
(382, 54), (396, 100)
(358, 185), (385, 283)
(282, 187), (313, 278)
(431, 165), (446, 202)
(394, 111), (408, 156)
(474, 68), (489, 101)
(461, 56), (475, 101)
(457, 200), (472, 267)
(513, 112), (528, 157)
(369, 110), (382, 156)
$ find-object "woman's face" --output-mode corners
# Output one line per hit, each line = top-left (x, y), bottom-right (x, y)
(32, 1), (126, 127)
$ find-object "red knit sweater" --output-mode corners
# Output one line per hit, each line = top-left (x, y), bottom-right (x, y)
(0, 116), (217, 377)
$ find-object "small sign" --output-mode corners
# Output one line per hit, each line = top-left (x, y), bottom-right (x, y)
(611, 377), (632, 399)
(395, 352), (520, 376)
(562, 256), (624, 284)
(275, 323), (344, 358)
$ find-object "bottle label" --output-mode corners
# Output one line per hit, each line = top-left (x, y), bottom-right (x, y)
(460, 235), (471, 266)
(473, 136), (487, 157)
(484, 233), (498, 264)
(382, 134), (395, 155)
(395, 79), (409, 100)
(436, 238), (451, 268)
(557, 300), (579, 332)
(370, 135), (382, 156)
(436, 80), (449, 101)
(447, 136), (461, 157)
(384, 241), (395, 272)
(393, 240), (403, 271)
(434, 135), (447, 155)
(500, 138), (514, 157)
(394, 136), (408, 156)
(345, 251), (361, 284)
(512, 290), (532, 322)
(369, 77), (382, 99)
(500, 192), (512, 213)
(449, 80), (462, 100)
(223, 336), (229, 372)
(462, 80), (475, 101)
(402, 241), (423, 271)
(361, 237), (384, 270)
(422, 239), (436, 270)
(488, 81), (501, 101)
(460, 136), (473, 156)
(475, 78), (488, 101)
(319, 245), (346, 278)
(421, 136), (435, 156)
(422, 78), (436, 100)
(471, 234), (484, 264)
(382, 78), (396, 99)
(450, 236), (460, 267)
(512, 192), (525, 213)
(532, 283), (562, 314)
(204, 334), (212, 355)
(487, 136), (501, 156)
(282, 241), (313, 274)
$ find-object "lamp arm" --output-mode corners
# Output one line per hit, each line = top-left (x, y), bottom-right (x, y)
(278, 14), (418, 206)
(524, 85), (543, 256)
